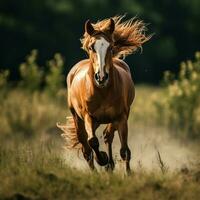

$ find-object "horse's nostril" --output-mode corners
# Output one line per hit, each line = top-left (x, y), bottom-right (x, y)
(94, 72), (109, 85)
(104, 73), (109, 80)
(95, 73), (99, 81)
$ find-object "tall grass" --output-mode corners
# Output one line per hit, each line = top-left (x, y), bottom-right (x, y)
(0, 50), (67, 138)
(0, 136), (200, 200)
(0, 89), (67, 138)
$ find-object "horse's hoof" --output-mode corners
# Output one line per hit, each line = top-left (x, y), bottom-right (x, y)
(95, 151), (108, 166)
(105, 160), (115, 172)
(88, 137), (99, 151)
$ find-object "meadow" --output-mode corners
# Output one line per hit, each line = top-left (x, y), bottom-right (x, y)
(0, 51), (200, 199)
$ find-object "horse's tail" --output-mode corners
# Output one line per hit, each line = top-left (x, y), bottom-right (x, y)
(57, 116), (82, 149)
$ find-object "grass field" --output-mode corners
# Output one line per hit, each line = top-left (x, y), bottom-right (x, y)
(0, 85), (200, 200)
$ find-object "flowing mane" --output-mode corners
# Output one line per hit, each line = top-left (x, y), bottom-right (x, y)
(81, 15), (152, 58)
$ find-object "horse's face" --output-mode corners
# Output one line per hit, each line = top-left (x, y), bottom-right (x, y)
(85, 19), (115, 88)
(89, 36), (112, 87)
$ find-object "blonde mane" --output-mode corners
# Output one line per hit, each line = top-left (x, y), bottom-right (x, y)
(81, 15), (152, 59)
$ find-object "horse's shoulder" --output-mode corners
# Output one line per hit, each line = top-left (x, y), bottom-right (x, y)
(67, 59), (90, 86)
(113, 58), (131, 73)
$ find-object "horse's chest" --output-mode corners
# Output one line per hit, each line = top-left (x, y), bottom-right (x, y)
(95, 104), (115, 116)
(86, 98), (121, 123)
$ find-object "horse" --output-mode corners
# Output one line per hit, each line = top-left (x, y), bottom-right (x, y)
(58, 16), (151, 174)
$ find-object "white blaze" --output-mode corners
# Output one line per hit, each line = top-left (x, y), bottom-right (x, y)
(94, 37), (110, 81)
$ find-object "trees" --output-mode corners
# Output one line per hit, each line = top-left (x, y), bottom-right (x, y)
(0, 0), (199, 83)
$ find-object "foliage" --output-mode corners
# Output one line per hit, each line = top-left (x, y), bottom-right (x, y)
(45, 53), (65, 96)
(0, 69), (10, 99)
(0, 89), (66, 138)
(19, 50), (43, 92)
(18, 50), (65, 95)
(0, 52), (67, 138)
(154, 52), (200, 138)
(0, 0), (200, 83)
(0, 69), (9, 89)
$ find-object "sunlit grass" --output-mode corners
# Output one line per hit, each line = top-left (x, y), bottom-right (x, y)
(0, 136), (200, 200)
(0, 85), (200, 199)
(0, 88), (67, 138)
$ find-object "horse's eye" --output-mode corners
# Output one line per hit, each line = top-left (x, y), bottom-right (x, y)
(89, 44), (95, 52)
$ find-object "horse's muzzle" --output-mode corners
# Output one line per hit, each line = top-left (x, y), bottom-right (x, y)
(94, 72), (109, 87)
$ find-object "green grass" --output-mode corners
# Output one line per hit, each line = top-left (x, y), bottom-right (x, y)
(0, 85), (200, 200)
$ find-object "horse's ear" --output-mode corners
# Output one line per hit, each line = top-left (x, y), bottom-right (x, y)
(108, 18), (115, 34)
(85, 20), (95, 36)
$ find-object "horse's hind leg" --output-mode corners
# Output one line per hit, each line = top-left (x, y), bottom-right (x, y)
(71, 110), (95, 170)
(103, 124), (115, 171)
(117, 115), (131, 175)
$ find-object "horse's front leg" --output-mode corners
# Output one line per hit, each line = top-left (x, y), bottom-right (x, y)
(117, 115), (131, 175)
(84, 114), (108, 166)
(71, 109), (95, 171)
(103, 124), (115, 171)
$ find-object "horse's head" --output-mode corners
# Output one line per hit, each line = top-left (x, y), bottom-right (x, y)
(85, 19), (115, 88)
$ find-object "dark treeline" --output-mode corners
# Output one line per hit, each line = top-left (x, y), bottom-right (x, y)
(0, 0), (199, 83)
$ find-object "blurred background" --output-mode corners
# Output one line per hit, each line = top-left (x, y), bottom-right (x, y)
(0, 0), (200, 83)
(1, 1), (200, 198)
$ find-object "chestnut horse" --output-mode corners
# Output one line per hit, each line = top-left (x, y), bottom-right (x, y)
(58, 16), (151, 174)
